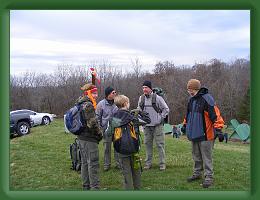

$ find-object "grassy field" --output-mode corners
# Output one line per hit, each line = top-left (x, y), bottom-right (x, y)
(10, 119), (250, 191)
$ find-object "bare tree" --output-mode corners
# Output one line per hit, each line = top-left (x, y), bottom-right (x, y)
(10, 58), (250, 124)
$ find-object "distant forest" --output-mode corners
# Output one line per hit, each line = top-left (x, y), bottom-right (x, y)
(10, 58), (250, 125)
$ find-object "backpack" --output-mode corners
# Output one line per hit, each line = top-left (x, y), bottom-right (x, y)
(65, 104), (86, 135)
(69, 138), (81, 172)
(113, 122), (140, 155)
(153, 87), (166, 98)
(139, 87), (169, 123)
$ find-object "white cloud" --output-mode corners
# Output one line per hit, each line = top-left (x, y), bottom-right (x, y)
(10, 10), (250, 75)
(10, 37), (159, 74)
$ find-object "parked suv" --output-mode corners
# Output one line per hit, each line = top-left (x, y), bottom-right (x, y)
(10, 112), (33, 138)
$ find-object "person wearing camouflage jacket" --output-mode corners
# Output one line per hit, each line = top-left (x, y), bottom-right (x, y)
(76, 83), (102, 190)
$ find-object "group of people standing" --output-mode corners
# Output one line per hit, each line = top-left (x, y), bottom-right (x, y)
(75, 78), (224, 190)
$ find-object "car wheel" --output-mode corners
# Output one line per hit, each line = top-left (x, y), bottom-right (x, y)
(17, 121), (30, 136)
(42, 116), (50, 125)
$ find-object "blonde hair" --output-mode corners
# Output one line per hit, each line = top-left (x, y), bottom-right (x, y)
(114, 95), (129, 108)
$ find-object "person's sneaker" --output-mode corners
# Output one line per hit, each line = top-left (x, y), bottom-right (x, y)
(143, 165), (152, 170)
(159, 166), (166, 171)
(202, 180), (213, 188)
(187, 175), (201, 182)
(103, 167), (110, 171)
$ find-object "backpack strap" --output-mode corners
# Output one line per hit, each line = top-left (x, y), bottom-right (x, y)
(151, 93), (162, 113)
(139, 95), (145, 111)
(76, 141), (81, 164)
(140, 93), (161, 113)
(77, 103), (87, 127)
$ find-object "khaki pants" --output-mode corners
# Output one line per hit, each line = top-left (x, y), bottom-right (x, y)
(103, 135), (120, 168)
(191, 140), (214, 181)
(119, 155), (141, 190)
(78, 139), (100, 190)
(143, 124), (165, 168)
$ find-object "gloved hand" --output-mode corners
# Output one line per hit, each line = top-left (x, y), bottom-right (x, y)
(140, 111), (151, 124)
(131, 109), (151, 125)
(160, 117), (165, 125)
(130, 109), (140, 116)
(181, 125), (186, 134)
(218, 133), (224, 142)
(215, 128), (224, 142)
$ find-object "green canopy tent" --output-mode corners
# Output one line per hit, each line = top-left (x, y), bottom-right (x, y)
(163, 123), (184, 135)
(163, 123), (172, 134)
(229, 119), (250, 142)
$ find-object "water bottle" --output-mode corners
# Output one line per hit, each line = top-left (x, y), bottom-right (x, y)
(133, 153), (140, 170)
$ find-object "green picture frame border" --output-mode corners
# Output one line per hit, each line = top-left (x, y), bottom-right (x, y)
(0, 0), (258, 199)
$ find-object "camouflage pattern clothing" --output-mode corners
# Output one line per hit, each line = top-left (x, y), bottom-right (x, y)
(76, 95), (102, 190)
(76, 95), (102, 143)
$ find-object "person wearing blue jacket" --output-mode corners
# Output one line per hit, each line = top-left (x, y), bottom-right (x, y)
(182, 79), (224, 188)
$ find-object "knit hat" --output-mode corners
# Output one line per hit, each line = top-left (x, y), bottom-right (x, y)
(105, 86), (115, 97)
(187, 79), (201, 90)
(143, 80), (152, 90)
(81, 83), (98, 93)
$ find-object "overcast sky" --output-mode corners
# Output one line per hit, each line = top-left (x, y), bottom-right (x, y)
(10, 10), (250, 75)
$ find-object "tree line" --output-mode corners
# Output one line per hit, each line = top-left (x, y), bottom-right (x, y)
(10, 58), (250, 125)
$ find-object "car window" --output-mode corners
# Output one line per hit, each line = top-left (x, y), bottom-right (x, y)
(22, 110), (35, 115)
(11, 111), (24, 114)
(10, 110), (35, 115)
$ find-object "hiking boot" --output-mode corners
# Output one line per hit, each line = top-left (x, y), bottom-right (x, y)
(187, 175), (201, 182)
(115, 165), (121, 170)
(143, 165), (152, 170)
(83, 185), (90, 191)
(159, 166), (166, 171)
(202, 180), (213, 188)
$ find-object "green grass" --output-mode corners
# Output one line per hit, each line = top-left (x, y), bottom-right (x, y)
(10, 119), (250, 191)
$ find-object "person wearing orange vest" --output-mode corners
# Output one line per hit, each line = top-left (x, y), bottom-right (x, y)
(182, 79), (224, 188)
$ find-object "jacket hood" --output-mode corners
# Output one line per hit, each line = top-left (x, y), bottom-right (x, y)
(194, 87), (208, 97)
(76, 95), (91, 105)
(112, 109), (134, 127)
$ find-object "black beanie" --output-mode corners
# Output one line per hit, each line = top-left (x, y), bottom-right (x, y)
(143, 80), (152, 90)
(105, 86), (114, 97)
